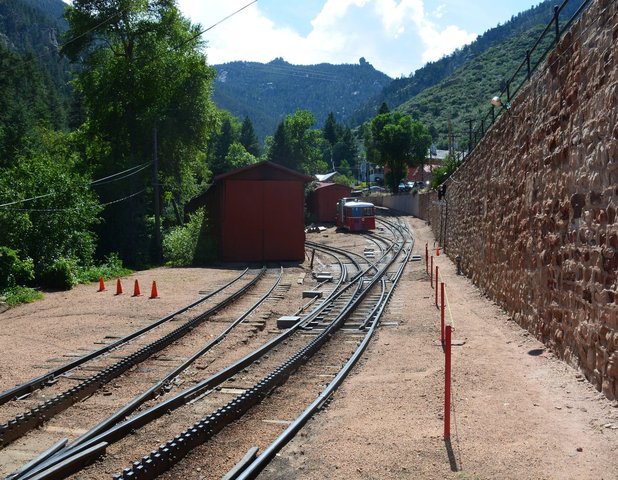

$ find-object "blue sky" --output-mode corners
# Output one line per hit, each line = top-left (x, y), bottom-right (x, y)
(179, 1), (546, 77)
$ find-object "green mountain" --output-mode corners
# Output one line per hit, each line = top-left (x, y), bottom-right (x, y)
(0, 0), (70, 89)
(350, 0), (585, 148)
(212, 57), (392, 141)
(397, 23), (555, 150)
(0, 0), (73, 161)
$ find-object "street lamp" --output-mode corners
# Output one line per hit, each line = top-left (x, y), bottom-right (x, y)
(491, 96), (511, 111)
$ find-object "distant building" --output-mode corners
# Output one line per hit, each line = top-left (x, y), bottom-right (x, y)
(401, 149), (449, 185)
(308, 182), (352, 223)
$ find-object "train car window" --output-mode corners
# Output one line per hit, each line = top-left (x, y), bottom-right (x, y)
(351, 206), (362, 217)
(363, 207), (374, 216)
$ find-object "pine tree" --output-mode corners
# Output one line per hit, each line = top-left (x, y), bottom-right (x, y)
(240, 116), (261, 157)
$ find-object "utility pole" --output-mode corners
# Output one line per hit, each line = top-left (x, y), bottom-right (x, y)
(153, 125), (161, 263)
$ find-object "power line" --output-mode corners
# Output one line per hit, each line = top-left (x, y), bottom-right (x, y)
(1, 4), (131, 76)
(100, 189), (146, 206)
(0, 189), (146, 212)
(0, 192), (55, 209)
(59, 5), (130, 52)
(0, 162), (152, 209)
(237, 63), (341, 82)
(90, 162), (152, 186)
(179, 1), (258, 49)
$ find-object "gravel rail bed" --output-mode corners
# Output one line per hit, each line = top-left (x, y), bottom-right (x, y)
(0, 268), (278, 476)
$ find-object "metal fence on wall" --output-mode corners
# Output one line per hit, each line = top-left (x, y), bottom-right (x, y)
(463, 0), (593, 160)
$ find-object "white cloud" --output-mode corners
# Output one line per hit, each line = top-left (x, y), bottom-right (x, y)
(420, 24), (477, 63)
(177, 0), (477, 77)
(432, 4), (445, 19)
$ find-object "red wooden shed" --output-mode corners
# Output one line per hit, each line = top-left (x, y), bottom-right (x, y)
(309, 182), (352, 223)
(186, 161), (312, 262)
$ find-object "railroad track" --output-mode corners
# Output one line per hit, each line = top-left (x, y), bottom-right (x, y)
(2, 213), (413, 479)
(0, 267), (292, 477)
(0, 268), (252, 409)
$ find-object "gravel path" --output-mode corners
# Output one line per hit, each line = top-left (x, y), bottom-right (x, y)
(261, 217), (618, 480)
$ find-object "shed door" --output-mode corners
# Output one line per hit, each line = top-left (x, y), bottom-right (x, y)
(263, 181), (304, 261)
(223, 180), (304, 262)
(223, 180), (263, 261)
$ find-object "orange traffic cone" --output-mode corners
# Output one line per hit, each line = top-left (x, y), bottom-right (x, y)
(97, 277), (106, 292)
(132, 279), (141, 297)
(115, 278), (123, 295)
(149, 281), (159, 299)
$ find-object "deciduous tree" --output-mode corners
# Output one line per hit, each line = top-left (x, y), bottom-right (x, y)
(62, 0), (217, 265)
(368, 112), (431, 192)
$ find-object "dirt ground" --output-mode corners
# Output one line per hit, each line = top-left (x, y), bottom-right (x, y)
(262, 217), (618, 480)
(1, 215), (617, 479)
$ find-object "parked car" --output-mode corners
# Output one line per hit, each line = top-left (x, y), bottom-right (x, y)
(398, 182), (411, 193)
(368, 186), (385, 193)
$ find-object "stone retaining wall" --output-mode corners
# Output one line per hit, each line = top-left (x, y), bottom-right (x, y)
(420, 0), (618, 400)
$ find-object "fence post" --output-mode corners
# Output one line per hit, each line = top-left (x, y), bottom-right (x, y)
(430, 256), (434, 288)
(444, 324), (452, 440)
(425, 242), (429, 274)
(435, 266), (439, 307)
(526, 49), (531, 80)
(506, 81), (511, 103)
(554, 5), (560, 43)
(441, 282), (445, 344)
(468, 119), (473, 153)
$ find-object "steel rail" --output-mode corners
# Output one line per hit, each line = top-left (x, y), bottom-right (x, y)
(0, 268), (250, 406)
(19, 245), (385, 479)
(295, 246), (349, 315)
(110, 224), (408, 479)
(305, 240), (372, 276)
(0, 267), (266, 450)
(70, 267), (283, 449)
(14, 254), (363, 479)
(237, 231), (413, 479)
(6, 268), (283, 480)
(304, 243), (352, 285)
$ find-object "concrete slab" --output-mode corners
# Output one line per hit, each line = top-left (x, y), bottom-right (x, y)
(277, 315), (301, 329)
(302, 290), (323, 298)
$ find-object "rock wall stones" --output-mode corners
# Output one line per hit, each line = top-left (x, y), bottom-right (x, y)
(420, 0), (618, 400)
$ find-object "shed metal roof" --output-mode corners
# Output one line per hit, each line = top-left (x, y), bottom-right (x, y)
(213, 160), (313, 183)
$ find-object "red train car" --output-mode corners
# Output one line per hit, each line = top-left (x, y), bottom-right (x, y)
(336, 198), (376, 231)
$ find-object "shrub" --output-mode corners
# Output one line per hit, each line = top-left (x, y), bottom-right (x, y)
(1, 286), (43, 307)
(77, 253), (132, 283)
(163, 209), (205, 267)
(0, 246), (34, 290)
(40, 257), (78, 290)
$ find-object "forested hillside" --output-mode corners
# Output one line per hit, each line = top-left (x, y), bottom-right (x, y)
(0, 0), (72, 109)
(0, 0), (72, 164)
(397, 23), (556, 150)
(350, 0), (584, 141)
(212, 58), (392, 141)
